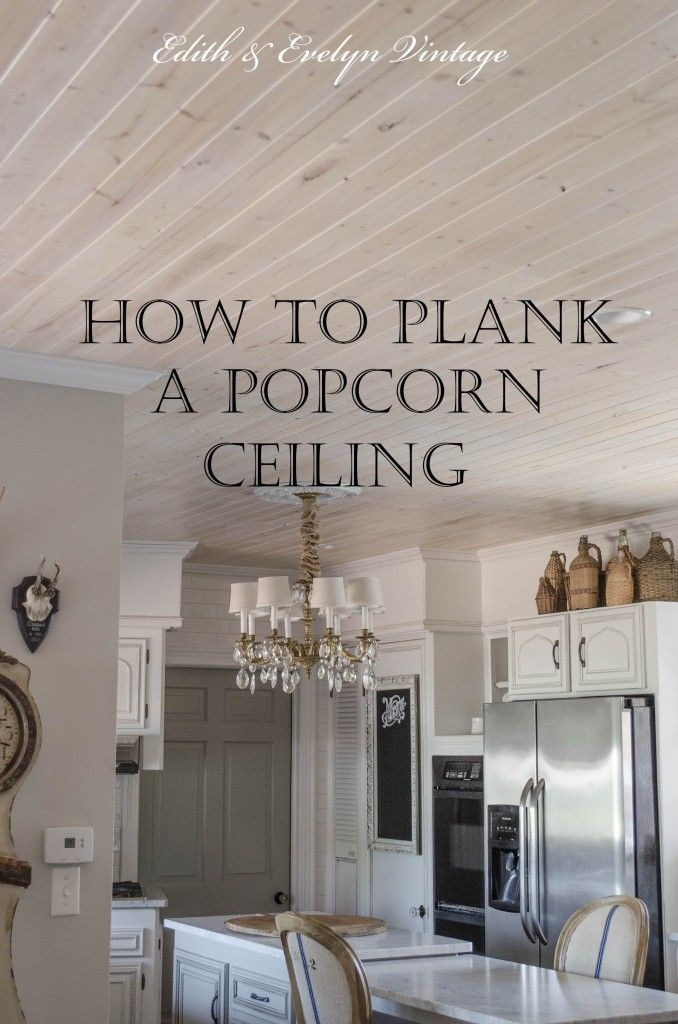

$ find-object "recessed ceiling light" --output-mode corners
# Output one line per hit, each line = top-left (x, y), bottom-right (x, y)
(595, 307), (652, 326)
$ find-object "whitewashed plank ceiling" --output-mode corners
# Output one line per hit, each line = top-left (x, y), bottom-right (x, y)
(2, 0), (678, 564)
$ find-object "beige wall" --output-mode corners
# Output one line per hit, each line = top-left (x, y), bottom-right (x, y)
(0, 380), (123, 1024)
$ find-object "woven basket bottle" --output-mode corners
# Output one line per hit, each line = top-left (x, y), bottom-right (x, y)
(605, 529), (635, 607)
(636, 532), (678, 602)
(535, 576), (556, 615)
(544, 551), (567, 613)
(565, 536), (602, 610)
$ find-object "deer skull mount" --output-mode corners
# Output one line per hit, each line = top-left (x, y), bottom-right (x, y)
(12, 557), (61, 653)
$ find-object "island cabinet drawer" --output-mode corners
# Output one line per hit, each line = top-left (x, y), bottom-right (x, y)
(230, 967), (291, 1023)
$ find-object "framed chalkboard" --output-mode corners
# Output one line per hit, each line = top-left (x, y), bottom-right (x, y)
(367, 674), (420, 854)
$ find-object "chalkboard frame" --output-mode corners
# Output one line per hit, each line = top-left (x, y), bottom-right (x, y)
(366, 674), (420, 854)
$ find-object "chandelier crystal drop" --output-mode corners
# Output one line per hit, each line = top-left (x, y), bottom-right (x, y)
(230, 491), (382, 695)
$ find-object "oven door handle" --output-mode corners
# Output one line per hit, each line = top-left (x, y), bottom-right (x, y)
(519, 778), (536, 943)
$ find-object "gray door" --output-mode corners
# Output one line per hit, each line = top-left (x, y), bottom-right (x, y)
(484, 700), (539, 965)
(536, 697), (630, 969)
(139, 667), (292, 916)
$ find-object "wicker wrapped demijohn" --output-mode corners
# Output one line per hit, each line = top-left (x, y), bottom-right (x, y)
(544, 551), (567, 612)
(605, 529), (635, 607)
(565, 536), (602, 611)
(535, 576), (556, 615)
(636, 532), (678, 602)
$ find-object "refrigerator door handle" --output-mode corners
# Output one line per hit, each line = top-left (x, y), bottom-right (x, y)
(519, 778), (536, 943)
(621, 707), (637, 895)
(529, 778), (548, 945)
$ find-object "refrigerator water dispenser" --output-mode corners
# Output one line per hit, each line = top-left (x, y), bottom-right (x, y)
(488, 805), (521, 913)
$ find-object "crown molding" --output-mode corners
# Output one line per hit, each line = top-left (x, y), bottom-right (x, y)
(482, 620), (510, 636)
(0, 348), (161, 395)
(166, 650), (236, 668)
(120, 614), (183, 630)
(123, 541), (198, 559)
(422, 618), (484, 634)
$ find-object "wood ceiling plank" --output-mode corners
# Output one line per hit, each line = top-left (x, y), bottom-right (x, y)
(0, 0), (217, 253)
(0, 0), (140, 163)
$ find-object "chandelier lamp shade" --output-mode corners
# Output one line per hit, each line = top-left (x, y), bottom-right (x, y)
(230, 489), (382, 695)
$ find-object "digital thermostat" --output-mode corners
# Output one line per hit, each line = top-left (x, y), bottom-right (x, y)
(44, 827), (94, 864)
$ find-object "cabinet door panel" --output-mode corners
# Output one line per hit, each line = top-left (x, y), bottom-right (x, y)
(173, 951), (224, 1024)
(571, 606), (645, 691)
(109, 964), (142, 1024)
(117, 638), (147, 731)
(508, 615), (569, 696)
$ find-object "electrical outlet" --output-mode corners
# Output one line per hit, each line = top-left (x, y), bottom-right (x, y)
(51, 866), (80, 916)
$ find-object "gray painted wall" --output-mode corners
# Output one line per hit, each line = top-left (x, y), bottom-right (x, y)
(0, 379), (123, 1023)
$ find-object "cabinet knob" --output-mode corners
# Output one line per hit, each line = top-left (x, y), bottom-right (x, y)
(274, 891), (289, 905)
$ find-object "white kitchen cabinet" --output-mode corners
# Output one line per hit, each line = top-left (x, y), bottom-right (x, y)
(117, 626), (165, 737)
(110, 906), (163, 1024)
(570, 605), (645, 693)
(508, 614), (569, 698)
(506, 603), (655, 700)
(117, 637), (148, 732)
(109, 964), (142, 1024)
(173, 950), (226, 1024)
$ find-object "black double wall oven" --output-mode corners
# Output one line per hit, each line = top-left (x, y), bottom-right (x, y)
(433, 755), (485, 952)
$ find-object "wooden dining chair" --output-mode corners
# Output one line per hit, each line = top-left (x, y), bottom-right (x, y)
(276, 912), (373, 1024)
(554, 896), (649, 986)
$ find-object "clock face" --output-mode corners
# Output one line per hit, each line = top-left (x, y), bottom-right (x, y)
(0, 674), (38, 792)
(0, 695), (22, 772)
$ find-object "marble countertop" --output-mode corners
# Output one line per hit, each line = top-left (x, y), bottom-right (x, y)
(165, 917), (471, 961)
(112, 886), (168, 909)
(365, 954), (678, 1024)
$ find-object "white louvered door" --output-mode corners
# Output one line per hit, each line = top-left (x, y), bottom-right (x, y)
(334, 685), (361, 914)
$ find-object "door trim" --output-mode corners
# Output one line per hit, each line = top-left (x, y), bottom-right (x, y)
(165, 651), (314, 910)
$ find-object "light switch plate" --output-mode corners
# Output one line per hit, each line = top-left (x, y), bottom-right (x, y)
(51, 866), (80, 916)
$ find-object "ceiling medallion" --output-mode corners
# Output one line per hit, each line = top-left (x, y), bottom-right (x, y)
(230, 488), (382, 695)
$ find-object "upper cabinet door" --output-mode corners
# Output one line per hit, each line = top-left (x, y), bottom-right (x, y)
(508, 615), (569, 696)
(570, 605), (645, 692)
(117, 637), (148, 732)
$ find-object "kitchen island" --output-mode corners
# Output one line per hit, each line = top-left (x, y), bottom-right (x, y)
(165, 916), (471, 1022)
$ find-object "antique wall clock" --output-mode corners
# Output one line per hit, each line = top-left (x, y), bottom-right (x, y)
(0, 651), (41, 1023)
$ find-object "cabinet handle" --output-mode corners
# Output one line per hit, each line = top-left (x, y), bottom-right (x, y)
(578, 637), (586, 668)
(552, 639), (560, 670)
(251, 993), (271, 1003)
(211, 993), (219, 1023)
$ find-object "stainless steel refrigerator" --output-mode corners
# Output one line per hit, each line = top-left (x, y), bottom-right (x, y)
(484, 695), (663, 988)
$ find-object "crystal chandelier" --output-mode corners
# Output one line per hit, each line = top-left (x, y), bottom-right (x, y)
(230, 489), (383, 695)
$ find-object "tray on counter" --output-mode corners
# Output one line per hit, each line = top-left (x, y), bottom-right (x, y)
(224, 913), (387, 937)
